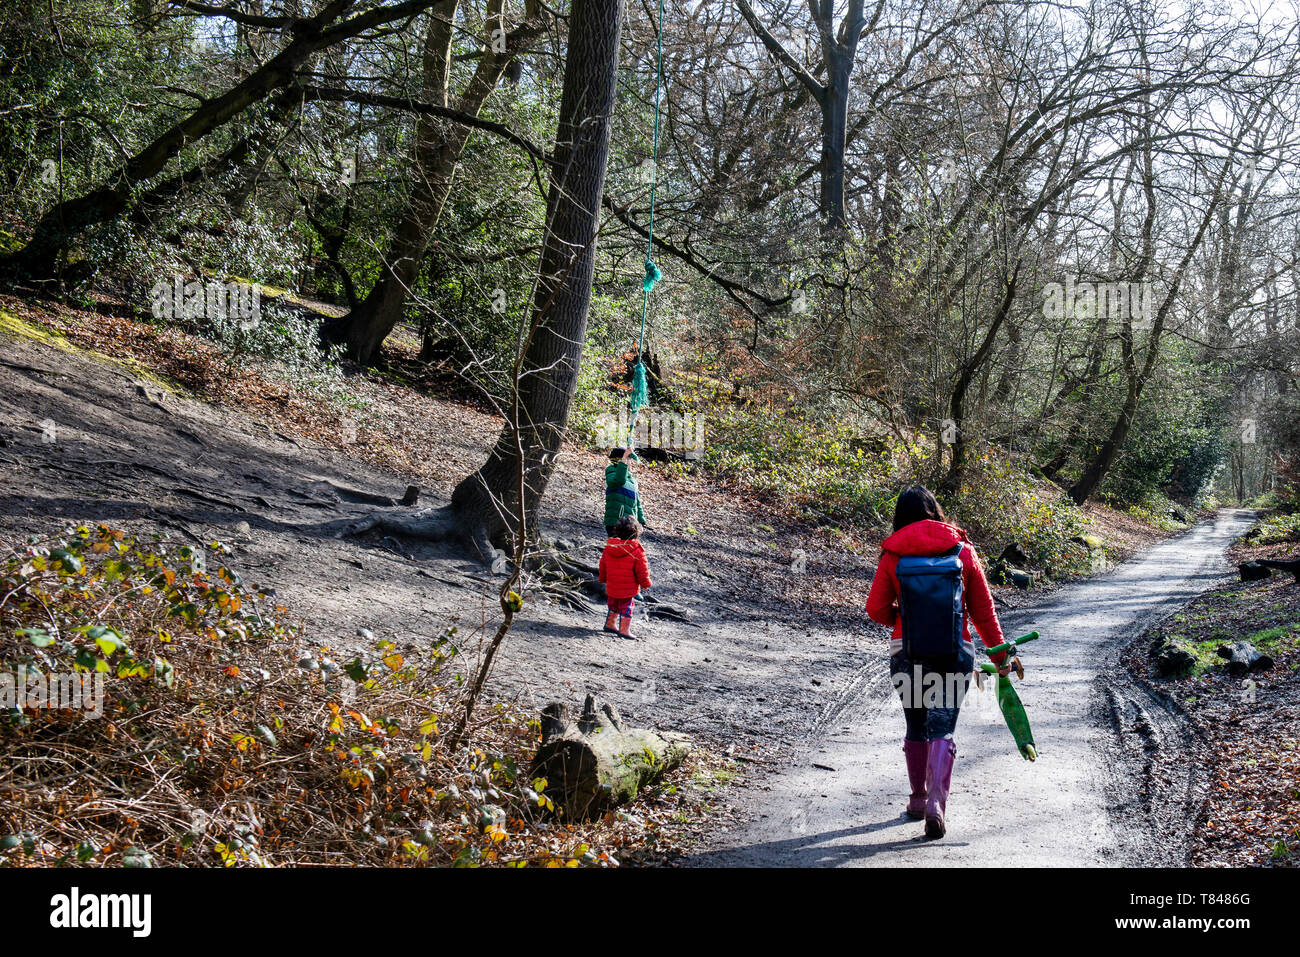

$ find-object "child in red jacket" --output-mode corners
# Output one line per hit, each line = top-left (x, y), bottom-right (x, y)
(598, 516), (652, 639)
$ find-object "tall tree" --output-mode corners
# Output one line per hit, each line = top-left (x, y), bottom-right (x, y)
(451, 0), (626, 556)
(736, 0), (870, 235)
(323, 0), (546, 364)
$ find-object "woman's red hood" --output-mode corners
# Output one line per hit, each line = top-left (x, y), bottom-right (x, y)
(879, 519), (970, 556)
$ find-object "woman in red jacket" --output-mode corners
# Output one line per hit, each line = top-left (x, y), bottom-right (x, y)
(865, 485), (1010, 839)
(598, 516), (652, 639)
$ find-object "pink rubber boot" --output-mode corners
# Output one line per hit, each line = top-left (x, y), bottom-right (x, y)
(903, 740), (927, 820)
(924, 737), (957, 839)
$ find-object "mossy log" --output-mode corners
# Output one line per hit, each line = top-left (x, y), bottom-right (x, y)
(531, 694), (691, 819)
(1259, 558), (1300, 583)
(1240, 561), (1271, 582)
(1217, 641), (1274, 675)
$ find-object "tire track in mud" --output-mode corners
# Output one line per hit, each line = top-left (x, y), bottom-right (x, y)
(1098, 651), (1207, 866)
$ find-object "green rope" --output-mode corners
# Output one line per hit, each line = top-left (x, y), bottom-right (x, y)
(628, 0), (666, 440)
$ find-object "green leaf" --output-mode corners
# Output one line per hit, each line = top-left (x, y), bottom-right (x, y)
(93, 630), (127, 656)
(17, 627), (54, 648)
(116, 658), (151, 678)
(344, 659), (368, 682)
(51, 549), (83, 574)
(73, 648), (109, 673)
(121, 846), (152, 868)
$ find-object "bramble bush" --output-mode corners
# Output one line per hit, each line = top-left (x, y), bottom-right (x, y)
(1253, 512), (1300, 545)
(699, 407), (899, 526)
(0, 526), (636, 868)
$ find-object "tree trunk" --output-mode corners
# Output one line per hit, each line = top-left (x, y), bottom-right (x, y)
(325, 1), (542, 364)
(819, 55), (851, 236)
(531, 695), (692, 819)
(1068, 380), (1143, 504)
(940, 266), (1019, 495)
(735, 0), (866, 237)
(450, 0), (624, 557)
(1258, 558), (1300, 583)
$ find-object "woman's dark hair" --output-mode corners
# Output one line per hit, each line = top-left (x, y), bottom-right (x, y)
(613, 516), (641, 540)
(892, 485), (946, 532)
(610, 447), (626, 461)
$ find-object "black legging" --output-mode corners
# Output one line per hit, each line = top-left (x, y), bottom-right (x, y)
(890, 645), (974, 740)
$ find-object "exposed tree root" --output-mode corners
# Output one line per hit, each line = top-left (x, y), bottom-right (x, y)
(333, 503), (510, 572)
(332, 504), (694, 624)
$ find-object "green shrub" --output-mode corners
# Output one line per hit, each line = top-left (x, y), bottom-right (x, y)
(1253, 512), (1300, 545)
(699, 408), (897, 526)
(951, 456), (1094, 576)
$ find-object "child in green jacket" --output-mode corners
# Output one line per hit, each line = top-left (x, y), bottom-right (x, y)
(604, 448), (647, 536)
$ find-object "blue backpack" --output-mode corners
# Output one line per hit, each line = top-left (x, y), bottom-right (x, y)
(896, 544), (965, 658)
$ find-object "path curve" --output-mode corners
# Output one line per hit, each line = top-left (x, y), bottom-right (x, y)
(689, 510), (1255, 867)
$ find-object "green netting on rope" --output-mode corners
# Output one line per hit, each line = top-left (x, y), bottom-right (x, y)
(628, 359), (650, 417)
(643, 259), (662, 293)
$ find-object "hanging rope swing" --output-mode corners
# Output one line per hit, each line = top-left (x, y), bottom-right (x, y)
(626, 0), (666, 445)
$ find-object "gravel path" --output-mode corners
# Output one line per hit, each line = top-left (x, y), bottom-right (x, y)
(689, 510), (1255, 867)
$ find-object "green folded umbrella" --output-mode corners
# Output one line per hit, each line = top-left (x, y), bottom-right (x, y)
(978, 631), (1039, 761)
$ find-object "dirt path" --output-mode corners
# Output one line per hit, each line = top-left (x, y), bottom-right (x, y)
(689, 510), (1256, 867)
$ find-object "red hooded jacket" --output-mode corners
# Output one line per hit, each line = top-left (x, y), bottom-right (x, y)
(865, 520), (1006, 663)
(599, 538), (652, 600)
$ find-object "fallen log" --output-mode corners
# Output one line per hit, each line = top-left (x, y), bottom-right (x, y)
(1240, 561), (1271, 582)
(1217, 641), (1274, 676)
(1258, 558), (1300, 583)
(531, 694), (691, 819)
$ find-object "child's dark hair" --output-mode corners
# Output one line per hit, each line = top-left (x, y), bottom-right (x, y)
(610, 447), (626, 461)
(613, 516), (641, 540)
(892, 485), (946, 532)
